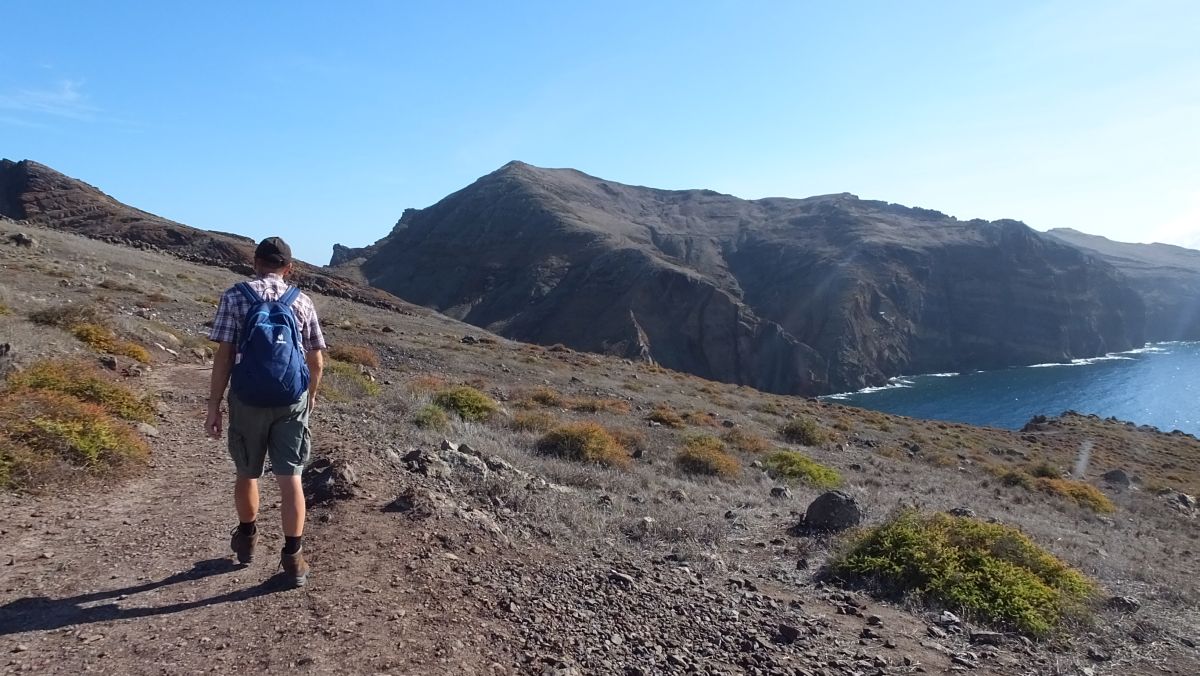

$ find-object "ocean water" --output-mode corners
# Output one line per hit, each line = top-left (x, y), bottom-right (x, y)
(827, 342), (1200, 435)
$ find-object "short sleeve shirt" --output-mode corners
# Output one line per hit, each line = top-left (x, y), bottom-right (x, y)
(208, 274), (327, 352)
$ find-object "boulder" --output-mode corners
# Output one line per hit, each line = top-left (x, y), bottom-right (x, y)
(770, 486), (792, 499)
(1102, 469), (1131, 488)
(403, 449), (452, 480)
(1105, 596), (1141, 614)
(803, 491), (863, 531)
(947, 507), (976, 518)
(302, 458), (359, 503)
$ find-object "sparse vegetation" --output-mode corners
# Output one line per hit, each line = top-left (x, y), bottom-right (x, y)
(8, 359), (155, 422)
(510, 410), (558, 433)
(779, 416), (828, 446)
(321, 359), (382, 401)
(1036, 478), (1116, 514)
(30, 304), (151, 363)
(432, 386), (498, 422)
(648, 405), (685, 428)
(412, 404), (450, 431)
(829, 509), (1096, 637)
(675, 435), (740, 478)
(570, 397), (631, 414)
(536, 422), (630, 469)
(0, 389), (150, 488)
(522, 387), (564, 408)
(70, 323), (152, 363)
(722, 428), (772, 454)
(328, 343), (381, 369)
(765, 450), (842, 488)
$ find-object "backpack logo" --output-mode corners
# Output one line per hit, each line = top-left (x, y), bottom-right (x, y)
(229, 283), (310, 407)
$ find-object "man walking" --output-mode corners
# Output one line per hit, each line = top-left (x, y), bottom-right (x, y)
(205, 237), (326, 587)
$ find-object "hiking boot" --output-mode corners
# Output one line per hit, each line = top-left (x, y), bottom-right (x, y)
(230, 525), (258, 565)
(280, 548), (310, 588)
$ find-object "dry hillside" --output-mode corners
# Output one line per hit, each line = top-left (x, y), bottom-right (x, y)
(0, 219), (1197, 675)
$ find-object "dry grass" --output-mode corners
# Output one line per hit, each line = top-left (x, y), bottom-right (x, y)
(8, 358), (155, 422)
(675, 435), (740, 478)
(536, 422), (631, 469)
(779, 416), (828, 446)
(328, 343), (380, 369)
(510, 410), (559, 433)
(30, 304), (151, 363)
(648, 404), (685, 428)
(0, 389), (150, 488)
(722, 428), (772, 454)
(406, 375), (449, 394)
(321, 360), (382, 401)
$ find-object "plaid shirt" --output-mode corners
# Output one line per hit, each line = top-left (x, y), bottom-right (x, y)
(208, 274), (327, 352)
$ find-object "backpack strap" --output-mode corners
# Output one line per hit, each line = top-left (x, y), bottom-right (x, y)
(279, 286), (301, 307)
(235, 282), (264, 305)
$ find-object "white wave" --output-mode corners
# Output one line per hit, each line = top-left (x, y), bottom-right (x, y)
(1070, 355), (1135, 365)
(1119, 346), (1167, 355)
(923, 372), (960, 378)
(1027, 361), (1078, 368)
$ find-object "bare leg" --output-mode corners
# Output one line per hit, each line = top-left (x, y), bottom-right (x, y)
(277, 475), (305, 538)
(234, 477), (259, 523)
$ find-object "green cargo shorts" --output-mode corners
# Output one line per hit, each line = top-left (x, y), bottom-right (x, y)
(227, 393), (311, 478)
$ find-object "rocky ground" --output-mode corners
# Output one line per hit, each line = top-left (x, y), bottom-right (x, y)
(0, 221), (1197, 675)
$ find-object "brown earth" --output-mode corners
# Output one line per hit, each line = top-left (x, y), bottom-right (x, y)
(0, 220), (1198, 675)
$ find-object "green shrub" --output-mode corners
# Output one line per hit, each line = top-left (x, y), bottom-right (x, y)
(536, 422), (630, 468)
(8, 359), (155, 422)
(432, 386), (498, 422)
(412, 404), (450, 431)
(779, 417), (828, 445)
(675, 435), (740, 478)
(321, 359), (382, 401)
(0, 390), (150, 488)
(1000, 468), (1034, 489)
(765, 450), (842, 488)
(1036, 478), (1116, 514)
(829, 509), (1096, 636)
(1030, 461), (1060, 479)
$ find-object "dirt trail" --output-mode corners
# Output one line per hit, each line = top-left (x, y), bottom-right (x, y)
(0, 363), (518, 675)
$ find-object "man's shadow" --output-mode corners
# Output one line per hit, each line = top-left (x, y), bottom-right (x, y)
(0, 558), (293, 636)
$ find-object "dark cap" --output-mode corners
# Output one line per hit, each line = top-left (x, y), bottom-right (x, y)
(254, 237), (292, 267)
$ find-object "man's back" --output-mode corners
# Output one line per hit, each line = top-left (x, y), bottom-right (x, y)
(208, 273), (325, 353)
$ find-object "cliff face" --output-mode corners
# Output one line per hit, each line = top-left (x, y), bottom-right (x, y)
(0, 159), (409, 311)
(1045, 228), (1200, 341)
(337, 162), (1147, 395)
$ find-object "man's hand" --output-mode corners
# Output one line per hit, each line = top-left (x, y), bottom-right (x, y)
(205, 403), (223, 439)
(307, 392), (317, 414)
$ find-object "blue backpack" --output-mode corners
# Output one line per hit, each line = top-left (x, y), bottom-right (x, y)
(230, 283), (310, 407)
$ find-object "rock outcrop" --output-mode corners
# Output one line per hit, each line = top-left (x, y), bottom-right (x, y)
(1046, 228), (1200, 341)
(0, 159), (412, 312)
(336, 161), (1147, 395)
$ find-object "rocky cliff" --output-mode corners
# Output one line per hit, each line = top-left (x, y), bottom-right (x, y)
(0, 159), (410, 311)
(1045, 228), (1200, 341)
(335, 162), (1147, 395)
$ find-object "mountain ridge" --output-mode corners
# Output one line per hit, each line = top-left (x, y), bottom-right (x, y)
(335, 162), (1154, 395)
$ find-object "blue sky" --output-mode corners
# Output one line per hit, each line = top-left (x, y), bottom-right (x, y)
(2, 1), (1197, 264)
